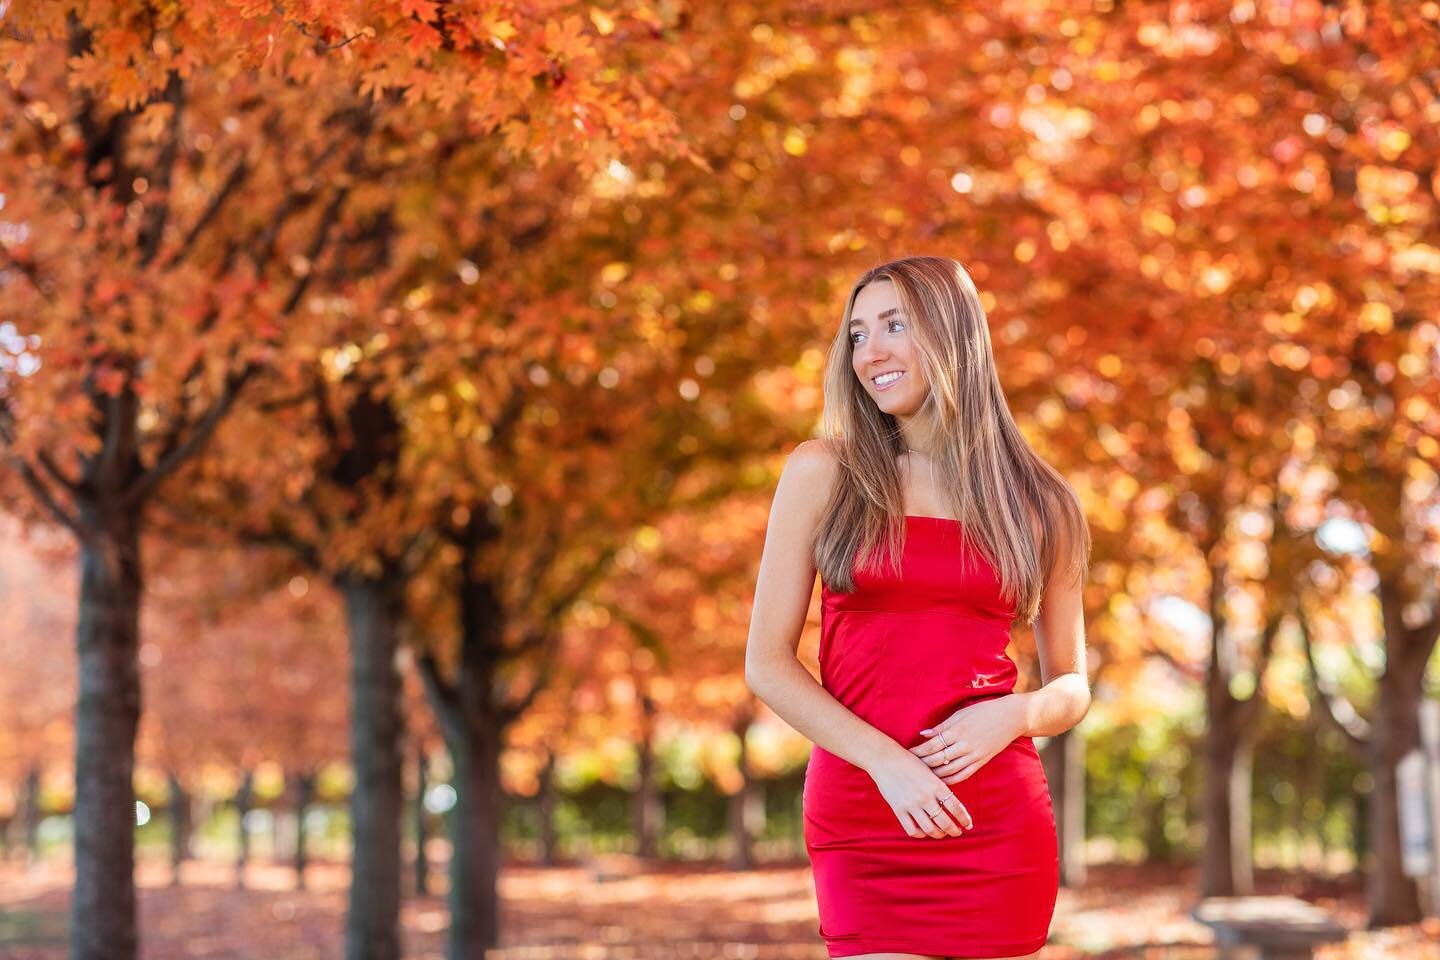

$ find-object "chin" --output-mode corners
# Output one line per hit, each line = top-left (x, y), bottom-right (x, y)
(876, 395), (921, 416)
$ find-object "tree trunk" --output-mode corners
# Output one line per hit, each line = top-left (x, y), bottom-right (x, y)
(633, 691), (662, 859)
(1304, 741), (1327, 870)
(1299, 581), (1435, 916)
(293, 770), (316, 891)
(436, 570), (514, 960)
(1201, 711), (1255, 895)
(1041, 727), (1087, 886)
(1353, 790), (1369, 870)
(338, 571), (406, 960)
(412, 545), (569, 958)
(414, 747), (431, 897)
(23, 765), (42, 869)
(444, 719), (504, 960)
(537, 750), (558, 867)
(71, 510), (143, 960)
(727, 714), (761, 870)
(168, 772), (190, 886)
(1291, 749), (1310, 869)
(1198, 557), (1277, 898)
(234, 767), (254, 889)
(413, 518), (575, 957)
(1362, 640), (1426, 926)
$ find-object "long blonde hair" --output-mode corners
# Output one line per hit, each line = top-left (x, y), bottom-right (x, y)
(814, 254), (1089, 625)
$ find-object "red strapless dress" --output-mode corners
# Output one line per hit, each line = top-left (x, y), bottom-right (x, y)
(803, 515), (1059, 958)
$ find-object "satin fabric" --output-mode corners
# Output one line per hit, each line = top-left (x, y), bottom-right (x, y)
(803, 515), (1059, 958)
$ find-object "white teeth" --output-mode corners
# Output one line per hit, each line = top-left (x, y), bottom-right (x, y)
(873, 371), (903, 386)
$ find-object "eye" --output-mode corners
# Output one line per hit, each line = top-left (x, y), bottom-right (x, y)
(849, 319), (904, 344)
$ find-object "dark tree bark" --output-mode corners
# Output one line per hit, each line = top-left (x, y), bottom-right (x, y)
(1361, 577), (1434, 926)
(338, 570), (407, 960)
(727, 711), (761, 870)
(167, 771), (190, 886)
(444, 717), (504, 960)
(0, 42), (353, 959)
(414, 746), (431, 897)
(234, 767), (254, 888)
(1199, 563), (1280, 897)
(414, 482), (625, 958)
(421, 569), (508, 959)
(415, 509), (582, 960)
(1299, 582), (1437, 928)
(72, 503), (144, 960)
(1040, 726), (1087, 886)
(632, 689), (662, 859)
(23, 765), (42, 868)
(292, 769), (317, 891)
(536, 750), (559, 867)
(1201, 725), (1254, 895)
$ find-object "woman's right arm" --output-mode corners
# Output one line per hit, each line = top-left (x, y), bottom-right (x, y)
(743, 438), (973, 840)
(742, 439), (904, 775)
(748, 440), (892, 771)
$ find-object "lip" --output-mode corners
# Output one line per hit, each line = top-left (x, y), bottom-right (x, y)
(871, 370), (906, 392)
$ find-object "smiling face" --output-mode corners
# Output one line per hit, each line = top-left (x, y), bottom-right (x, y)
(848, 279), (928, 417)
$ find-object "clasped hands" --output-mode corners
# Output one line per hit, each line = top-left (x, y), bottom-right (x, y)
(865, 694), (1026, 840)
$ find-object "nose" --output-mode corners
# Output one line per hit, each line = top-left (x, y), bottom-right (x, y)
(855, 340), (888, 365)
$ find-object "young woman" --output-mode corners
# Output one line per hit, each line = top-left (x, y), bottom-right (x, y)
(744, 255), (1091, 960)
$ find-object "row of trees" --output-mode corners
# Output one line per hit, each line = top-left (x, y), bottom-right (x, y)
(0, 509), (1394, 882)
(0, 3), (815, 957)
(2, 2), (1437, 959)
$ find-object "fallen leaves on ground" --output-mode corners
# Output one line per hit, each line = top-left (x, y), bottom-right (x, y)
(0, 857), (1436, 958)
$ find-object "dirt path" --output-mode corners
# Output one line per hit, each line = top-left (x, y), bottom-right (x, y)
(0, 857), (1435, 958)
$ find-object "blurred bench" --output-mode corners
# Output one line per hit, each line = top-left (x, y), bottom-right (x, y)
(584, 852), (643, 882)
(1191, 895), (1348, 960)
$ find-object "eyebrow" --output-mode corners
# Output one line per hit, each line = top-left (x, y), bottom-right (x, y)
(849, 307), (900, 329)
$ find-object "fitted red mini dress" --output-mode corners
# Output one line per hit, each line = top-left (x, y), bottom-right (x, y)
(802, 514), (1059, 958)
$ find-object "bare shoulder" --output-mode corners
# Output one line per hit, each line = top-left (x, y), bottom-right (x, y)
(787, 436), (842, 477)
(773, 437), (842, 529)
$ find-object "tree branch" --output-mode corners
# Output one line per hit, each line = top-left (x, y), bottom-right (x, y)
(416, 651), (462, 745)
(497, 650), (556, 727)
(35, 449), (80, 497)
(163, 156), (250, 269)
(1296, 603), (1370, 752)
(0, 247), (55, 305)
(123, 363), (257, 507)
(278, 183), (350, 317)
(137, 71), (185, 267)
(1140, 635), (1206, 684)
(501, 539), (625, 662)
(1404, 606), (1440, 662)
(1234, 608), (1284, 732)
(4, 452), (83, 533)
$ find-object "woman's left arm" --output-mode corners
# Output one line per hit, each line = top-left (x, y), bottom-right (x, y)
(1011, 566), (1090, 738)
(1012, 512), (1090, 738)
